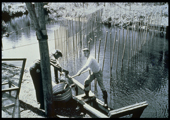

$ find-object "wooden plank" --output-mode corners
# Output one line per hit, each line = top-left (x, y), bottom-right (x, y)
(76, 94), (96, 103)
(95, 99), (110, 114)
(2, 82), (9, 85)
(83, 104), (108, 118)
(109, 101), (147, 113)
(73, 95), (108, 118)
(2, 58), (26, 61)
(108, 101), (148, 118)
(3, 103), (15, 108)
(2, 98), (8, 101)
(69, 76), (112, 113)
(13, 97), (20, 118)
(2, 87), (19, 92)
(2, 92), (16, 103)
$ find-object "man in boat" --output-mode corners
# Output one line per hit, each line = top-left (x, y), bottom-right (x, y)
(73, 48), (108, 107)
(29, 49), (69, 109)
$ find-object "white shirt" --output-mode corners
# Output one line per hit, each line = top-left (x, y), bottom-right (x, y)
(78, 56), (100, 74)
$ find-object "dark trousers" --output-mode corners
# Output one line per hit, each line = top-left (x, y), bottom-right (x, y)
(29, 62), (44, 109)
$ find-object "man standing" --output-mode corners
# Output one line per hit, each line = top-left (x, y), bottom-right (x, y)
(50, 49), (68, 83)
(73, 48), (108, 107)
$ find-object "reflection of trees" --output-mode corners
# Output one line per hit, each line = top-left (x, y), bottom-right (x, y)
(6, 15), (31, 42)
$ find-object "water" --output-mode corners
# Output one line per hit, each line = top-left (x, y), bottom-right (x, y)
(2, 15), (168, 118)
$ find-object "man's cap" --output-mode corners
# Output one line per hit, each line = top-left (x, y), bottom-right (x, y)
(82, 48), (89, 51)
(52, 49), (63, 57)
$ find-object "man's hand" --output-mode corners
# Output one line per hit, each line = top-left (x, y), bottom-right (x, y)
(65, 70), (69, 76)
(75, 71), (81, 77)
(77, 72), (81, 76)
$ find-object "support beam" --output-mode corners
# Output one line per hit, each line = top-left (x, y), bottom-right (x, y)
(108, 101), (148, 118)
(73, 95), (109, 118)
(25, 2), (54, 117)
(2, 87), (19, 92)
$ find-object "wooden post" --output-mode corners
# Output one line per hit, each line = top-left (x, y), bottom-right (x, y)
(146, 14), (150, 72)
(79, 16), (82, 49)
(25, 2), (55, 117)
(141, 13), (145, 71)
(110, 32), (112, 79)
(88, 40), (90, 52)
(162, 32), (165, 68)
(128, 25), (130, 71)
(82, 18), (84, 47)
(72, 19), (74, 54)
(144, 26), (148, 71)
(110, 31), (117, 81)
(77, 32), (79, 57)
(56, 30), (58, 49)
(75, 20), (78, 56)
(120, 28), (124, 72)
(63, 27), (65, 67)
(54, 30), (56, 49)
(88, 40), (91, 90)
(66, 29), (68, 67)
(97, 38), (102, 93)
(131, 26), (133, 60)
(102, 31), (108, 72)
(121, 27), (128, 72)
(109, 31), (112, 103)
(116, 29), (120, 76)
(134, 22), (137, 74)
(132, 10), (134, 57)
(138, 19), (142, 68)
(111, 31), (117, 70)
(98, 39), (102, 63)
(95, 36), (97, 59)
(54, 30), (59, 83)
(78, 17), (80, 56)
(94, 36), (97, 94)
(92, 17), (95, 42)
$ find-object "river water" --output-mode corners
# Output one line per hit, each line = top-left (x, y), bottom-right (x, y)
(2, 15), (168, 118)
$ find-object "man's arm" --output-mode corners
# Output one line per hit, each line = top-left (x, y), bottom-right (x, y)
(77, 65), (88, 75)
(50, 61), (69, 75)
(76, 57), (92, 75)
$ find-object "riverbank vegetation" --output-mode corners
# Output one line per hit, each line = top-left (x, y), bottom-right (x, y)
(2, 2), (168, 36)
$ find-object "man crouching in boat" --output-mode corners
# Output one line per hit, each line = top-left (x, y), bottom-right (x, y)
(73, 48), (108, 107)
